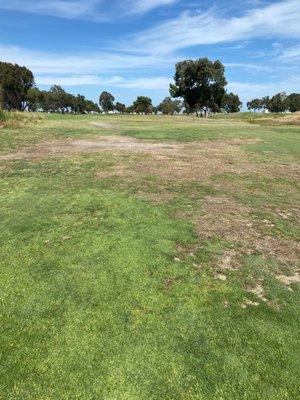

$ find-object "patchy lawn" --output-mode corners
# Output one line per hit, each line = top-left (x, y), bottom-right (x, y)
(0, 113), (299, 399)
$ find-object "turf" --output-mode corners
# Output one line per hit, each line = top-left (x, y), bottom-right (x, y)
(0, 113), (299, 399)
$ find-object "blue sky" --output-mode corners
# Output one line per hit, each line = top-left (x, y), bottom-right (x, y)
(0, 0), (299, 108)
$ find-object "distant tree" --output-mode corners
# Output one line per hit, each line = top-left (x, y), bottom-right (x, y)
(170, 58), (227, 117)
(247, 96), (270, 112)
(157, 97), (182, 115)
(261, 96), (270, 110)
(152, 106), (158, 115)
(46, 85), (70, 113)
(223, 92), (242, 113)
(71, 94), (86, 114)
(99, 91), (115, 113)
(126, 105), (135, 114)
(84, 99), (100, 113)
(287, 93), (300, 112)
(26, 88), (43, 112)
(0, 62), (35, 110)
(268, 92), (288, 113)
(133, 96), (153, 114)
(115, 102), (126, 114)
(247, 98), (261, 111)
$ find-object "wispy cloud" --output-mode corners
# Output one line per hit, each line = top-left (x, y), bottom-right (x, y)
(129, 0), (178, 15)
(0, 0), (178, 20)
(126, 0), (300, 53)
(228, 73), (300, 104)
(36, 74), (170, 89)
(279, 44), (300, 61)
(225, 63), (272, 73)
(0, 0), (102, 19)
(0, 45), (175, 74)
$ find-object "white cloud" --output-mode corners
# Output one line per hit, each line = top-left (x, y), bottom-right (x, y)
(225, 63), (272, 73)
(0, 45), (175, 74)
(35, 74), (170, 89)
(129, 0), (178, 15)
(279, 44), (300, 61)
(126, 0), (300, 54)
(36, 74), (104, 86)
(228, 74), (300, 105)
(0, 0), (177, 19)
(0, 0), (102, 19)
(111, 76), (170, 90)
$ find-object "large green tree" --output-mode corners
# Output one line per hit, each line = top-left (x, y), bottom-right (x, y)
(170, 58), (227, 116)
(247, 96), (269, 112)
(157, 97), (182, 115)
(0, 62), (35, 110)
(115, 102), (126, 114)
(99, 91), (115, 113)
(268, 92), (288, 113)
(45, 85), (70, 114)
(132, 96), (153, 114)
(223, 93), (242, 113)
(287, 93), (300, 112)
(26, 88), (43, 112)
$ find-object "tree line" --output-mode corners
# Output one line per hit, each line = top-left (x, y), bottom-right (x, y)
(1, 59), (299, 115)
(247, 93), (300, 113)
(100, 59), (243, 115)
(0, 62), (100, 113)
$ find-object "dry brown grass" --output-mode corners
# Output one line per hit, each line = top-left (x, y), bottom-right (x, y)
(2, 131), (299, 278)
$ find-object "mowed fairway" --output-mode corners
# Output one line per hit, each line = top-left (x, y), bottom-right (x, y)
(0, 113), (299, 399)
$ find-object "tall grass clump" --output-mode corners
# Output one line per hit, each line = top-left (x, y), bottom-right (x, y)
(0, 108), (8, 124)
(3, 111), (44, 128)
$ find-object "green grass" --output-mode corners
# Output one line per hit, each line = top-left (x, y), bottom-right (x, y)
(0, 113), (299, 399)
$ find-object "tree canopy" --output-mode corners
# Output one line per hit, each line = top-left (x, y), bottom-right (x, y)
(99, 91), (115, 113)
(157, 97), (182, 115)
(247, 92), (299, 113)
(0, 62), (35, 110)
(222, 93), (243, 113)
(115, 102), (126, 114)
(288, 93), (300, 113)
(133, 96), (153, 114)
(170, 58), (227, 116)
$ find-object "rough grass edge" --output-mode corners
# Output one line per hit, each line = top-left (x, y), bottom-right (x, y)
(0, 110), (44, 128)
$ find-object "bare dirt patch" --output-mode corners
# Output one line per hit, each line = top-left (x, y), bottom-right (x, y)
(90, 122), (118, 129)
(0, 135), (181, 161)
(1, 134), (298, 182)
(277, 271), (300, 286)
(196, 195), (299, 265)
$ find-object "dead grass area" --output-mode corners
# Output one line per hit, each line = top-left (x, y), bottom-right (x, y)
(90, 122), (119, 129)
(1, 134), (298, 181)
(277, 271), (300, 286)
(1, 132), (299, 278)
(131, 140), (299, 182)
(196, 195), (299, 265)
(249, 112), (300, 126)
(0, 135), (181, 161)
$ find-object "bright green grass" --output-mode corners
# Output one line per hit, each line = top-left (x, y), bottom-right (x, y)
(0, 114), (299, 399)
